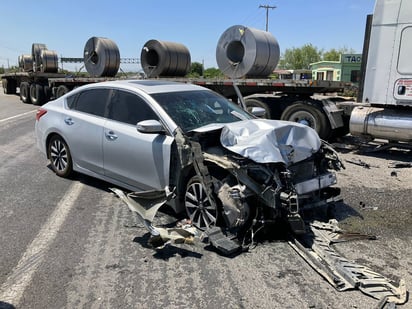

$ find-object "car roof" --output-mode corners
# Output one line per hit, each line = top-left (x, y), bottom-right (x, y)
(85, 79), (208, 94)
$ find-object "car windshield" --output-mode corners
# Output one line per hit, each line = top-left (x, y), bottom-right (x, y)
(151, 90), (253, 132)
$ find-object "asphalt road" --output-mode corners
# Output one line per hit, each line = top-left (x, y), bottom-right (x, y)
(0, 88), (410, 309)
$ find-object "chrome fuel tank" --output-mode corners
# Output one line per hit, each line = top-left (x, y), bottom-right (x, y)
(350, 106), (412, 142)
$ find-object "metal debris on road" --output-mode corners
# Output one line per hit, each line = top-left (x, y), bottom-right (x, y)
(345, 158), (379, 169)
(388, 161), (412, 168)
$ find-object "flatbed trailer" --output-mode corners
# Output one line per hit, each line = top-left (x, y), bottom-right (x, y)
(1, 72), (351, 139)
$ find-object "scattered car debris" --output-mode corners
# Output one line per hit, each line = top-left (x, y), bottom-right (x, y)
(388, 161), (412, 168)
(359, 201), (378, 211)
(113, 188), (408, 307)
(111, 187), (199, 248)
(345, 158), (379, 169)
(288, 220), (407, 308)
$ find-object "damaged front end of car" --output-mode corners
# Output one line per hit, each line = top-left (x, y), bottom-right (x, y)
(113, 119), (344, 255)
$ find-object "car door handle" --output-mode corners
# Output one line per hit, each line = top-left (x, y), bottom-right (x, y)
(105, 130), (118, 141)
(64, 117), (74, 125)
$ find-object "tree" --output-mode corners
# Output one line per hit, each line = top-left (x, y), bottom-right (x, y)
(0, 66), (4, 74)
(278, 44), (322, 69)
(323, 47), (356, 61)
(203, 67), (224, 78)
(187, 62), (203, 77)
(322, 48), (340, 61)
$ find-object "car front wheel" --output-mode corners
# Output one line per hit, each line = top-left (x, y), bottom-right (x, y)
(47, 135), (73, 178)
(185, 176), (217, 230)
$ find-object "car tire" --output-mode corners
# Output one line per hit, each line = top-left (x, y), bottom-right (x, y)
(281, 102), (331, 139)
(184, 175), (217, 230)
(47, 135), (73, 178)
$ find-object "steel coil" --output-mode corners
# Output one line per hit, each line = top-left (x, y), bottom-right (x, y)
(40, 50), (58, 73)
(83, 37), (120, 77)
(32, 43), (47, 72)
(140, 40), (191, 77)
(18, 54), (33, 72)
(216, 25), (280, 78)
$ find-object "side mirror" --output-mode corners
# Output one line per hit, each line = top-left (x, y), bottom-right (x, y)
(136, 119), (165, 134)
(251, 107), (266, 118)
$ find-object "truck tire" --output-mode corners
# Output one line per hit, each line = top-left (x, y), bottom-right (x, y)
(56, 85), (69, 98)
(30, 84), (45, 105)
(281, 102), (331, 140)
(20, 82), (31, 103)
(3, 79), (17, 94)
(245, 98), (271, 119)
(44, 85), (52, 101)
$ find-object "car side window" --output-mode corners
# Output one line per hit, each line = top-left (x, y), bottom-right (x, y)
(66, 93), (77, 109)
(72, 89), (110, 117)
(108, 90), (158, 125)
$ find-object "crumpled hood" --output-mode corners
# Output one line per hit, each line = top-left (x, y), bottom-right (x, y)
(220, 119), (321, 165)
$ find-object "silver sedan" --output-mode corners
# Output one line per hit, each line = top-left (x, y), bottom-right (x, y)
(35, 80), (342, 235)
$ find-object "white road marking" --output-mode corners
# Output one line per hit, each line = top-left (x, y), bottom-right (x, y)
(0, 110), (36, 123)
(0, 181), (84, 305)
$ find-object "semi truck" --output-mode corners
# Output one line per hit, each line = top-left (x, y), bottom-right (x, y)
(2, 0), (410, 144)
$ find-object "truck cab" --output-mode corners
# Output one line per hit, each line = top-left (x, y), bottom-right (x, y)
(350, 0), (412, 142)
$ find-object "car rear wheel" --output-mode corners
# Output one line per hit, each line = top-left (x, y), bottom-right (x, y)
(47, 135), (73, 178)
(185, 176), (217, 230)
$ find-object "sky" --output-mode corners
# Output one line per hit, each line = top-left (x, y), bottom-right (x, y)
(0, 0), (376, 72)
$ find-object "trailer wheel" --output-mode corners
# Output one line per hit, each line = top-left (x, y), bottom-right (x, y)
(30, 84), (45, 105)
(3, 79), (17, 94)
(245, 98), (271, 119)
(56, 85), (69, 98)
(44, 85), (52, 101)
(281, 102), (330, 139)
(20, 82), (31, 103)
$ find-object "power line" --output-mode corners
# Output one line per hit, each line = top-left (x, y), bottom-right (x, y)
(259, 4), (277, 31)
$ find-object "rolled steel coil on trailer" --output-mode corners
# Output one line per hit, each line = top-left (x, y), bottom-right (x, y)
(32, 43), (47, 72)
(18, 54), (33, 72)
(40, 50), (58, 73)
(83, 37), (120, 77)
(216, 25), (280, 78)
(140, 40), (191, 77)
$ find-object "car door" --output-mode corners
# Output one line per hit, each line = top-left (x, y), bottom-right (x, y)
(63, 88), (110, 174)
(103, 89), (173, 190)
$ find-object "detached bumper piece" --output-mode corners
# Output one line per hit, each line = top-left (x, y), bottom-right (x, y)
(205, 226), (241, 256)
(288, 220), (408, 307)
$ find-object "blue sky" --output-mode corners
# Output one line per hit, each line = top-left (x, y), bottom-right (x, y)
(0, 0), (375, 72)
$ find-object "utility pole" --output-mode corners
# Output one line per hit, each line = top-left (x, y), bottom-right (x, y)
(259, 4), (276, 32)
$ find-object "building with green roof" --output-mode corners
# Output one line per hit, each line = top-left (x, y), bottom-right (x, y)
(310, 54), (362, 84)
